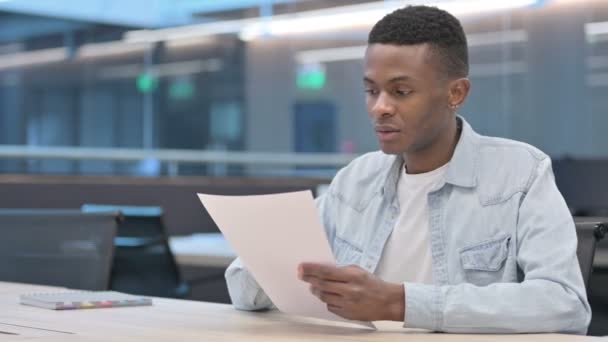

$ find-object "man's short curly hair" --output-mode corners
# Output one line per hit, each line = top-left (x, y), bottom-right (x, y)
(368, 5), (468, 79)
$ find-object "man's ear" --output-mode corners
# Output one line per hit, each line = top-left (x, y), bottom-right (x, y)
(448, 78), (471, 109)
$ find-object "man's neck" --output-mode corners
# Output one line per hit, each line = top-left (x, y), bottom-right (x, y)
(403, 117), (461, 174)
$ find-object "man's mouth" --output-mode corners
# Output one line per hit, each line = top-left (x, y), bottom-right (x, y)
(375, 125), (401, 141)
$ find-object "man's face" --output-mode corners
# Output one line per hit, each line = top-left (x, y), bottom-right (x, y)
(364, 43), (453, 155)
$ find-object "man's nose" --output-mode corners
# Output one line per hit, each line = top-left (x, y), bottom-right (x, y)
(370, 92), (396, 119)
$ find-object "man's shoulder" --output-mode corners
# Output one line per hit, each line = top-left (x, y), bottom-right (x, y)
(477, 135), (548, 163)
(347, 150), (394, 167)
(474, 134), (551, 198)
(330, 151), (393, 189)
(339, 150), (394, 176)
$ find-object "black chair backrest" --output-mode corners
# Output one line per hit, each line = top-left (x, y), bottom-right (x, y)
(0, 209), (119, 290)
(82, 204), (189, 298)
(574, 217), (608, 287)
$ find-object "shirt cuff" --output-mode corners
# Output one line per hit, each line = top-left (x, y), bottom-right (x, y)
(403, 282), (444, 331)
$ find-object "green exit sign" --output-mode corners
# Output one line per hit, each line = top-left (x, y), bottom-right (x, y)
(136, 73), (158, 93)
(297, 63), (326, 90)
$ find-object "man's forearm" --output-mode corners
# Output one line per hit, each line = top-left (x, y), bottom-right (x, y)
(404, 280), (590, 334)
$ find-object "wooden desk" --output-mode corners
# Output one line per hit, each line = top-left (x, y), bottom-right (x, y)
(0, 282), (599, 341)
(169, 233), (236, 268)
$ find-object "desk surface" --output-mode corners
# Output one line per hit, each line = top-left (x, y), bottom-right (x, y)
(0, 282), (600, 341)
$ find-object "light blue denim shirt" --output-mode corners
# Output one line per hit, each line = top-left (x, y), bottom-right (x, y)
(225, 116), (591, 334)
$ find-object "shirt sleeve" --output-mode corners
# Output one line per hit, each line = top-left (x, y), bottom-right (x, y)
(224, 257), (274, 311)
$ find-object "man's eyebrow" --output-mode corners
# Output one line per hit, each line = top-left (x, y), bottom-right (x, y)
(388, 75), (412, 83)
(363, 75), (413, 84)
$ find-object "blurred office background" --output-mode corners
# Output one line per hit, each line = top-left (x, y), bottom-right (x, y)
(3, 0), (608, 335)
(0, 0), (606, 177)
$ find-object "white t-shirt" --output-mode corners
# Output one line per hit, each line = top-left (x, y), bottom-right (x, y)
(374, 162), (449, 284)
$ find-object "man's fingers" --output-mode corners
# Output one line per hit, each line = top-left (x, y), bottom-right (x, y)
(305, 276), (350, 296)
(327, 303), (342, 311)
(327, 304), (350, 319)
(313, 289), (342, 306)
(299, 263), (351, 282)
(310, 283), (343, 302)
(319, 291), (343, 306)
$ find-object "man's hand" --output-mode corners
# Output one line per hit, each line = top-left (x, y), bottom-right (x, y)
(297, 263), (405, 322)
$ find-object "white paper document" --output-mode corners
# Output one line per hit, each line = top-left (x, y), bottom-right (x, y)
(197, 191), (375, 329)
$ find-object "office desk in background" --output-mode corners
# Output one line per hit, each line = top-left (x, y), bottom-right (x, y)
(0, 282), (598, 342)
(169, 233), (608, 269)
(169, 233), (236, 268)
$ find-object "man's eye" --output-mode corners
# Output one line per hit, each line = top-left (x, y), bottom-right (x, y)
(395, 89), (411, 96)
(365, 89), (378, 95)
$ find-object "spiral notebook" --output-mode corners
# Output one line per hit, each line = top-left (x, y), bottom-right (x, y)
(20, 291), (153, 310)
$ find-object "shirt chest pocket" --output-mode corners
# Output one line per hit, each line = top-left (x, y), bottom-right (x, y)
(459, 234), (511, 286)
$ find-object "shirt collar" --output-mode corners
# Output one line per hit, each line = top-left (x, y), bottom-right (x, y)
(444, 116), (479, 188)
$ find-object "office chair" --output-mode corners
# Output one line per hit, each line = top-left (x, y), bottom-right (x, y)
(0, 209), (119, 290)
(573, 217), (608, 336)
(574, 217), (607, 288)
(82, 204), (189, 298)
